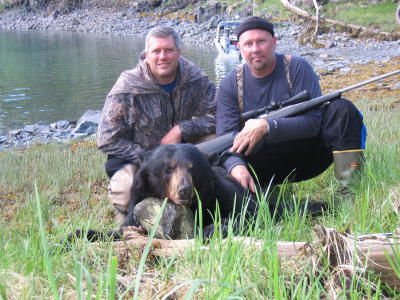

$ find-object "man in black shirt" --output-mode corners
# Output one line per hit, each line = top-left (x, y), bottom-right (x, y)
(217, 17), (366, 193)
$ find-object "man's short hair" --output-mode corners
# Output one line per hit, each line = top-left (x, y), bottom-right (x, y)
(236, 16), (275, 39)
(145, 26), (182, 52)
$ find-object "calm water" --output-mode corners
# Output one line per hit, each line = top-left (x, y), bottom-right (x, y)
(0, 30), (240, 136)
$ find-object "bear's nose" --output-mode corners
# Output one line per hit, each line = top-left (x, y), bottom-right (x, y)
(177, 183), (192, 199)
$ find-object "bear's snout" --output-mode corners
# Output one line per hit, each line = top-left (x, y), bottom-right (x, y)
(166, 166), (194, 205)
(178, 182), (192, 200)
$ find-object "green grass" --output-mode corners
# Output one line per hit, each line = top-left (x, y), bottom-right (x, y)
(323, 1), (399, 32)
(254, 0), (296, 21)
(225, 0), (400, 33)
(0, 98), (399, 298)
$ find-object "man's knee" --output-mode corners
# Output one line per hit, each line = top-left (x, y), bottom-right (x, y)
(324, 98), (363, 122)
(108, 164), (138, 213)
(322, 98), (365, 149)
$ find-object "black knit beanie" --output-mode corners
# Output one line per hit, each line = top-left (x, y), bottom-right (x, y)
(236, 16), (275, 39)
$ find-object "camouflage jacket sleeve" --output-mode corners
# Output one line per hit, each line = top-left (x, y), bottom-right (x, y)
(179, 77), (216, 142)
(97, 94), (144, 164)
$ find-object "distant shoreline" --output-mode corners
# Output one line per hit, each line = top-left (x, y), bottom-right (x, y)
(0, 7), (216, 44)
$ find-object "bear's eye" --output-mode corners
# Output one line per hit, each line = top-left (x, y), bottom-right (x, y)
(166, 166), (174, 174)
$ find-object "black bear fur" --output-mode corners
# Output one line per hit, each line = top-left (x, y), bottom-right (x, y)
(122, 143), (258, 238)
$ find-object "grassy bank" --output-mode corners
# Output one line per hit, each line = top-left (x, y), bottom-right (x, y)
(255, 0), (400, 32)
(1, 95), (399, 297)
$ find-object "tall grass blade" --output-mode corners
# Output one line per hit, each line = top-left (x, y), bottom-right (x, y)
(81, 263), (94, 300)
(95, 276), (104, 300)
(108, 256), (118, 300)
(183, 279), (207, 300)
(34, 182), (60, 300)
(74, 254), (83, 300)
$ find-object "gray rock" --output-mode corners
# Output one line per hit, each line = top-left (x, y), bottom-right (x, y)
(134, 197), (194, 239)
(339, 67), (351, 75)
(23, 124), (37, 133)
(71, 18), (80, 26)
(68, 132), (92, 140)
(56, 120), (71, 130)
(9, 129), (22, 136)
(77, 109), (101, 125)
(36, 124), (51, 134)
(73, 120), (98, 135)
(392, 83), (400, 89)
(324, 42), (336, 48)
(202, 15), (221, 30)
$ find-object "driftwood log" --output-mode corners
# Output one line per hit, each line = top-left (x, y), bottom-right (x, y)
(114, 226), (308, 259)
(113, 226), (400, 289)
(280, 0), (391, 36)
(314, 225), (400, 289)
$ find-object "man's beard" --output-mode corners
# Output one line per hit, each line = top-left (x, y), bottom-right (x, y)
(250, 60), (269, 72)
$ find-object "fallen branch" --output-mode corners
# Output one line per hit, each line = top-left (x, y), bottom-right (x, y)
(280, 0), (391, 36)
(312, 0), (321, 35)
(113, 227), (308, 259)
(314, 225), (400, 288)
(112, 226), (400, 289)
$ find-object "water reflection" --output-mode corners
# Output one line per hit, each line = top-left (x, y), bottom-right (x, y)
(214, 53), (242, 84)
(0, 30), (240, 135)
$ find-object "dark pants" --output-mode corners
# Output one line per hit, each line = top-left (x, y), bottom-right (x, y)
(105, 156), (134, 178)
(246, 98), (366, 185)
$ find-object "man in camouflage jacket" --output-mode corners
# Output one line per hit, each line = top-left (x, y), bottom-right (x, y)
(97, 26), (216, 227)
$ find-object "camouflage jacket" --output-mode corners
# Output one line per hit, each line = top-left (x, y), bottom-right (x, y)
(97, 55), (216, 164)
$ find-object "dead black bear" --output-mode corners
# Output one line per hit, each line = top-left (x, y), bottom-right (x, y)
(65, 143), (258, 245)
(65, 144), (326, 245)
(122, 143), (258, 239)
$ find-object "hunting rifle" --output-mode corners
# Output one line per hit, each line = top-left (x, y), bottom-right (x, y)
(196, 69), (400, 155)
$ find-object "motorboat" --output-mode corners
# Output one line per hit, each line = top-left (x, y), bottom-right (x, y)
(214, 21), (242, 58)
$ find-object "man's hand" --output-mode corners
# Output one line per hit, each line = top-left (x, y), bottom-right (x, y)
(160, 125), (182, 144)
(230, 165), (256, 193)
(230, 119), (269, 155)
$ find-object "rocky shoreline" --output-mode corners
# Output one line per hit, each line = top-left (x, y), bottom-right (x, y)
(0, 7), (218, 43)
(1, 6), (400, 67)
(0, 109), (101, 151)
(1, 7), (400, 151)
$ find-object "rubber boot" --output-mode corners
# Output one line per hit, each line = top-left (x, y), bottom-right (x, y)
(108, 164), (138, 227)
(333, 150), (364, 199)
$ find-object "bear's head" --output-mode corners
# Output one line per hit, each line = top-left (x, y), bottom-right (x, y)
(135, 144), (215, 206)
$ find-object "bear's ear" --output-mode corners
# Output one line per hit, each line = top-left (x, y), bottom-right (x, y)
(203, 152), (221, 166)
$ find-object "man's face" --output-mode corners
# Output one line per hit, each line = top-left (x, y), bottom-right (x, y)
(146, 36), (181, 84)
(238, 29), (277, 77)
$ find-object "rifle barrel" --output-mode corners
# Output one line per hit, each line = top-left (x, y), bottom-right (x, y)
(339, 69), (400, 94)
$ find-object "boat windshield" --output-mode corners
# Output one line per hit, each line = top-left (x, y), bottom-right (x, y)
(217, 22), (241, 41)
